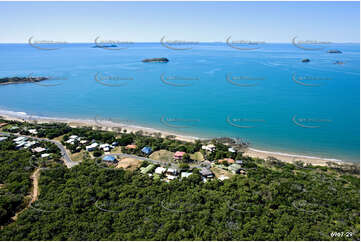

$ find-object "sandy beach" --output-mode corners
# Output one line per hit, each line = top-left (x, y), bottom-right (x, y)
(0, 109), (353, 167)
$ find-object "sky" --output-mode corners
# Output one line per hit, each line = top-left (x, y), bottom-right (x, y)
(0, 1), (359, 43)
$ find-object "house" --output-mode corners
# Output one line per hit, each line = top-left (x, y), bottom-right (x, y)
(66, 138), (75, 144)
(28, 129), (38, 135)
(41, 153), (50, 158)
(166, 175), (177, 181)
(219, 175), (229, 181)
(0, 137), (8, 142)
(140, 164), (155, 174)
(13, 136), (27, 143)
(218, 158), (235, 164)
(202, 144), (215, 152)
(125, 144), (137, 149)
(16, 141), (26, 149)
(141, 146), (152, 155)
(69, 135), (79, 140)
(173, 151), (185, 160)
(0, 123), (8, 127)
(228, 147), (236, 153)
(235, 160), (243, 165)
(228, 164), (242, 174)
(199, 167), (214, 178)
(86, 142), (98, 151)
(24, 141), (37, 148)
(80, 140), (88, 144)
(102, 155), (117, 163)
(33, 147), (46, 153)
(112, 141), (118, 146)
(166, 168), (178, 176)
(99, 144), (112, 151)
(155, 166), (166, 174)
(181, 172), (193, 178)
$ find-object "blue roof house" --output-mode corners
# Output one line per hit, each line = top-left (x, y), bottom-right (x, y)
(141, 146), (152, 155)
(102, 155), (117, 163)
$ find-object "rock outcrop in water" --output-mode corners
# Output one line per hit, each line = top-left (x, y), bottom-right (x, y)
(142, 58), (169, 63)
(0, 77), (48, 85)
(328, 49), (342, 54)
(301, 58), (310, 63)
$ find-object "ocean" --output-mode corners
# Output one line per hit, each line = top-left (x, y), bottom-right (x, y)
(0, 42), (359, 162)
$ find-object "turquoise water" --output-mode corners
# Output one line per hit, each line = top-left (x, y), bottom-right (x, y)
(0, 43), (359, 162)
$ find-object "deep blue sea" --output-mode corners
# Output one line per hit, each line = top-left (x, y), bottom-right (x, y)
(0, 43), (359, 162)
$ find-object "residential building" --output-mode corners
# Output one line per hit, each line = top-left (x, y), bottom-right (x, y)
(140, 164), (155, 174)
(86, 142), (98, 151)
(102, 155), (117, 163)
(155, 167), (166, 174)
(181, 172), (193, 178)
(201, 144), (215, 152)
(141, 146), (152, 155)
(173, 151), (185, 160)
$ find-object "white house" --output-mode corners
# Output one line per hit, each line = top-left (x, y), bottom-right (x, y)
(155, 167), (166, 174)
(33, 147), (46, 153)
(202, 144), (216, 152)
(28, 129), (38, 135)
(41, 153), (50, 158)
(181, 172), (192, 178)
(86, 142), (98, 151)
(228, 147), (236, 153)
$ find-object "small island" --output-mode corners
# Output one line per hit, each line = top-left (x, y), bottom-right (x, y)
(0, 77), (48, 85)
(142, 58), (169, 63)
(301, 58), (310, 63)
(328, 49), (342, 54)
(92, 44), (118, 48)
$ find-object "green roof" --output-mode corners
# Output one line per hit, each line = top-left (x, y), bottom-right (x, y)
(140, 164), (155, 174)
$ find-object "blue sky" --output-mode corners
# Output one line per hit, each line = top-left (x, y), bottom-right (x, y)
(0, 1), (359, 43)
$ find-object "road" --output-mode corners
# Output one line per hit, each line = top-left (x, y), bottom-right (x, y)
(0, 132), (79, 168)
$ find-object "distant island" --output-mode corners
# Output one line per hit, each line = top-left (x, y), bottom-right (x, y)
(92, 44), (118, 48)
(301, 58), (310, 63)
(328, 49), (342, 54)
(0, 77), (48, 85)
(142, 57), (169, 63)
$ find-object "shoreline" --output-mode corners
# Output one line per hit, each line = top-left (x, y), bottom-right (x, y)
(0, 109), (356, 167)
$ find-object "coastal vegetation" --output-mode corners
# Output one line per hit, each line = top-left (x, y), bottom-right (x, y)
(0, 118), (359, 240)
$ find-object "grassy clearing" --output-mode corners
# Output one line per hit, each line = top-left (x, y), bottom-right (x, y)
(190, 152), (204, 162)
(149, 150), (174, 162)
(116, 158), (142, 171)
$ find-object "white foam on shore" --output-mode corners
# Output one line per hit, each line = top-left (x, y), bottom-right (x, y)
(247, 147), (343, 163)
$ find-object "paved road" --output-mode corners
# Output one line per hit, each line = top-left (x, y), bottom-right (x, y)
(0, 132), (79, 168)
